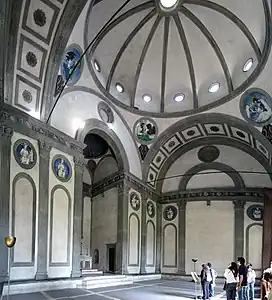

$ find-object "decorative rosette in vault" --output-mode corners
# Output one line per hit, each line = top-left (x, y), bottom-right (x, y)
(85, 0), (271, 117)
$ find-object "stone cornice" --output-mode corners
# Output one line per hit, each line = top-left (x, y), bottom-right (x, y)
(0, 104), (84, 156)
(161, 187), (269, 203)
(91, 171), (160, 200)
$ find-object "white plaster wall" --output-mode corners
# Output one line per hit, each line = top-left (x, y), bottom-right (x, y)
(13, 178), (34, 263)
(127, 189), (141, 274)
(162, 145), (272, 192)
(244, 202), (263, 276)
(82, 196), (91, 263)
(10, 132), (39, 280)
(145, 199), (156, 274)
(47, 148), (74, 278)
(187, 171), (235, 189)
(51, 91), (142, 179)
(161, 203), (178, 274)
(94, 156), (118, 183)
(185, 201), (234, 276)
(91, 188), (118, 271)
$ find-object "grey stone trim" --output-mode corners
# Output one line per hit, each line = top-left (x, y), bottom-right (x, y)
(173, 14), (198, 109)
(83, 182), (92, 197)
(143, 113), (272, 189)
(84, 0), (270, 118)
(2, 0), (22, 106)
(91, 171), (160, 200)
(155, 203), (162, 273)
(116, 182), (129, 274)
(132, 15), (162, 107)
(146, 220), (156, 267)
(186, 0), (262, 59)
(140, 197), (147, 273)
(62, 86), (142, 164)
(162, 187), (266, 204)
(177, 201), (186, 275)
(41, 0), (89, 121)
(162, 223), (177, 268)
(179, 162), (245, 190)
(128, 212), (141, 267)
(36, 140), (51, 280)
(76, 118), (129, 172)
(106, 9), (156, 92)
(160, 16), (170, 113)
(181, 6), (233, 92)
(245, 223), (263, 264)
(11, 173), (36, 267)
(233, 200), (246, 260)
(49, 185), (72, 267)
(71, 156), (84, 277)
(0, 104), (84, 157)
(0, 126), (13, 282)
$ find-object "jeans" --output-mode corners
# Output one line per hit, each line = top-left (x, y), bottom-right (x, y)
(202, 281), (210, 300)
(238, 286), (248, 300)
(248, 282), (254, 300)
(226, 283), (237, 300)
(209, 282), (215, 297)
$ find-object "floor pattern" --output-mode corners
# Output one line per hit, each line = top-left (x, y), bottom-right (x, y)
(1, 279), (259, 300)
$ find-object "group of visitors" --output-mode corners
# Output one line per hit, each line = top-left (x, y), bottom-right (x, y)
(200, 262), (218, 300)
(224, 257), (256, 300)
(200, 258), (257, 300)
(260, 267), (272, 300)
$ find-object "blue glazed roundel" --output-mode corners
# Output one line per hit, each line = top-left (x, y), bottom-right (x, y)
(52, 155), (72, 182)
(61, 44), (83, 86)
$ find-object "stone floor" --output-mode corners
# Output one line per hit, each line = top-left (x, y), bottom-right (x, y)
(1, 279), (260, 300)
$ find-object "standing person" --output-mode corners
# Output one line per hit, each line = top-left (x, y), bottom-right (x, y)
(201, 265), (212, 300)
(208, 262), (217, 297)
(247, 264), (256, 300)
(237, 257), (248, 300)
(224, 262), (238, 300)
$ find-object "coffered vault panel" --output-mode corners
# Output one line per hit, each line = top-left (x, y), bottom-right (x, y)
(85, 0), (271, 117)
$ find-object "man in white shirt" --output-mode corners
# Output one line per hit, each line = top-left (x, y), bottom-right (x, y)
(247, 264), (256, 300)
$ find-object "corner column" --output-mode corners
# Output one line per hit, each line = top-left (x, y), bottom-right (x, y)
(155, 202), (162, 274)
(35, 140), (51, 280)
(178, 200), (186, 275)
(71, 156), (85, 278)
(262, 192), (272, 269)
(0, 126), (13, 288)
(116, 181), (129, 274)
(233, 200), (245, 260)
(140, 196), (147, 274)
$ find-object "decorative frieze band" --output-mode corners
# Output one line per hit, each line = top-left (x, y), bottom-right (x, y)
(161, 188), (266, 203)
(0, 104), (84, 156)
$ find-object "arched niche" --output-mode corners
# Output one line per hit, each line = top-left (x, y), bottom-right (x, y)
(128, 213), (140, 266)
(146, 220), (155, 267)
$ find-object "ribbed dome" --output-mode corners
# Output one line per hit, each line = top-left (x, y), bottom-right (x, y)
(84, 0), (271, 117)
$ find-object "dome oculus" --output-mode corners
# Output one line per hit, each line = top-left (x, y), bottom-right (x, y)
(116, 83), (124, 93)
(208, 82), (220, 93)
(243, 58), (253, 72)
(174, 93), (185, 102)
(160, 0), (179, 8)
(142, 94), (152, 103)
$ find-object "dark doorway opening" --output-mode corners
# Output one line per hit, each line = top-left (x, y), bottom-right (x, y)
(107, 244), (116, 273)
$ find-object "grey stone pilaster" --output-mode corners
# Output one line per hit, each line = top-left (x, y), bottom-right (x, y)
(233, 200), (246, 260)
(116, 181), (128, 274)
(0, 126), (13, 284)
(155, 202), (162, 274)
(178, 201), (186, 275)
(35, 140), (51, 280)
(140, 196), (147, 274)
(71, 156), (85, 278)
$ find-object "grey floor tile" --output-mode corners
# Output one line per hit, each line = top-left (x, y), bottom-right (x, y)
(45, 288), (89, 298)
(2, 292), (46, 300)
